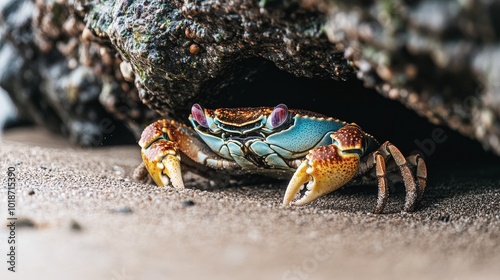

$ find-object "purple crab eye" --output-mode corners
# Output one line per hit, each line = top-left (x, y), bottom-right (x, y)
(191, 103), (209, 128)
(270, 104), (289, 128)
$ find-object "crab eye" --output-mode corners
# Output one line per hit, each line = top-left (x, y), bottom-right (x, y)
(191, 103), (208, 128)
(269, 104), (289, 128)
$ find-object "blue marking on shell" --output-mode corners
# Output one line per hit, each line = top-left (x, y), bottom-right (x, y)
(264, 154), (289, 168)
(226, 141), (255, 168)
(195, 132), (230, 158)
(317, 131), (336, 147)
(268, 132), (338, 159)
(231, 155), (256, 168)
(250, 141), (275, 156)
(266, 116), (345, 155)
(227, 142), (244, 156)
(268, 144), (308, 159)
(218, 145), (231, 159)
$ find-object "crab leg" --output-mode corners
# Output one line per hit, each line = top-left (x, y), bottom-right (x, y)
(358, 142), (428, 213)
(137, 119), (239, 188)
(377, 142), (427, 212)
(360, 152), (390, 214)
(356, 151), (389, 213)
(407, 154), (427, 203)
(283, 124), (364, 206)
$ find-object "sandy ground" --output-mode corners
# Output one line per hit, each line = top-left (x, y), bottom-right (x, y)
(0, 127), (499, 280)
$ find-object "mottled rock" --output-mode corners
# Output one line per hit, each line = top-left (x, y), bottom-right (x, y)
(0, 0), (154, 145)
(1, 0), (499, 155)
(85, 0), (351, 115)
(310, 0), (500, 155)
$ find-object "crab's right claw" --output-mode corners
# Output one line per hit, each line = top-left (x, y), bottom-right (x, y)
(138, 120), (185, 189)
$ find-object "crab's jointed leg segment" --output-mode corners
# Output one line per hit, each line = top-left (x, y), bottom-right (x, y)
(362, 152), (389, 214)
(358, 142), (427, 213)
(283, 124), (364, 206)
(374, 153), (389, 214)
(407, 154), (427, 203)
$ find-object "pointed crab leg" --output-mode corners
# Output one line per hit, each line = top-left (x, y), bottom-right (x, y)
(283, 124), (364, 206)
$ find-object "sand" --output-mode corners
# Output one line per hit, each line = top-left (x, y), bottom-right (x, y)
(0, 127), (499, 280)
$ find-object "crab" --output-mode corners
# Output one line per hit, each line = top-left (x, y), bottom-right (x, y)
(134, 104), (427, 213)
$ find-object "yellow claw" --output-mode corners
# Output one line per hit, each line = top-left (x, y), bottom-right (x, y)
(141, 140), (185, 189)
(282, 160), (309, 205)
(166, 154), (184, 189)
(283, 144), (360, 206)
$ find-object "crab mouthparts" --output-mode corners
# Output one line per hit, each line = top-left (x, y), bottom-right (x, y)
(221, 132), (264, 141)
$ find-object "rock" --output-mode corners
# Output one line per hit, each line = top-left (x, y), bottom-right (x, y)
(0, 0), (153, 145)
(312, 0), (500, 155)
(85, 0), (351, 115)
(0, 0), (499, 155)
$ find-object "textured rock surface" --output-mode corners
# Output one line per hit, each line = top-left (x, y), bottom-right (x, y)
(86, 0), (351, 116)
(314, 0), (500, 155)
(0, 0), (154, 145)
(1, 0), (499, 154)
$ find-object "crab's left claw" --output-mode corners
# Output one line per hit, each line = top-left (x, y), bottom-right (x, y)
(283, 144), (360, 206)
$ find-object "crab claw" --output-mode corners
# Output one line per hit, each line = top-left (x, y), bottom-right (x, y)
(141, 140), (185, 189)
(138, 119), (186, 190)
(283, 144), (360, 206)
